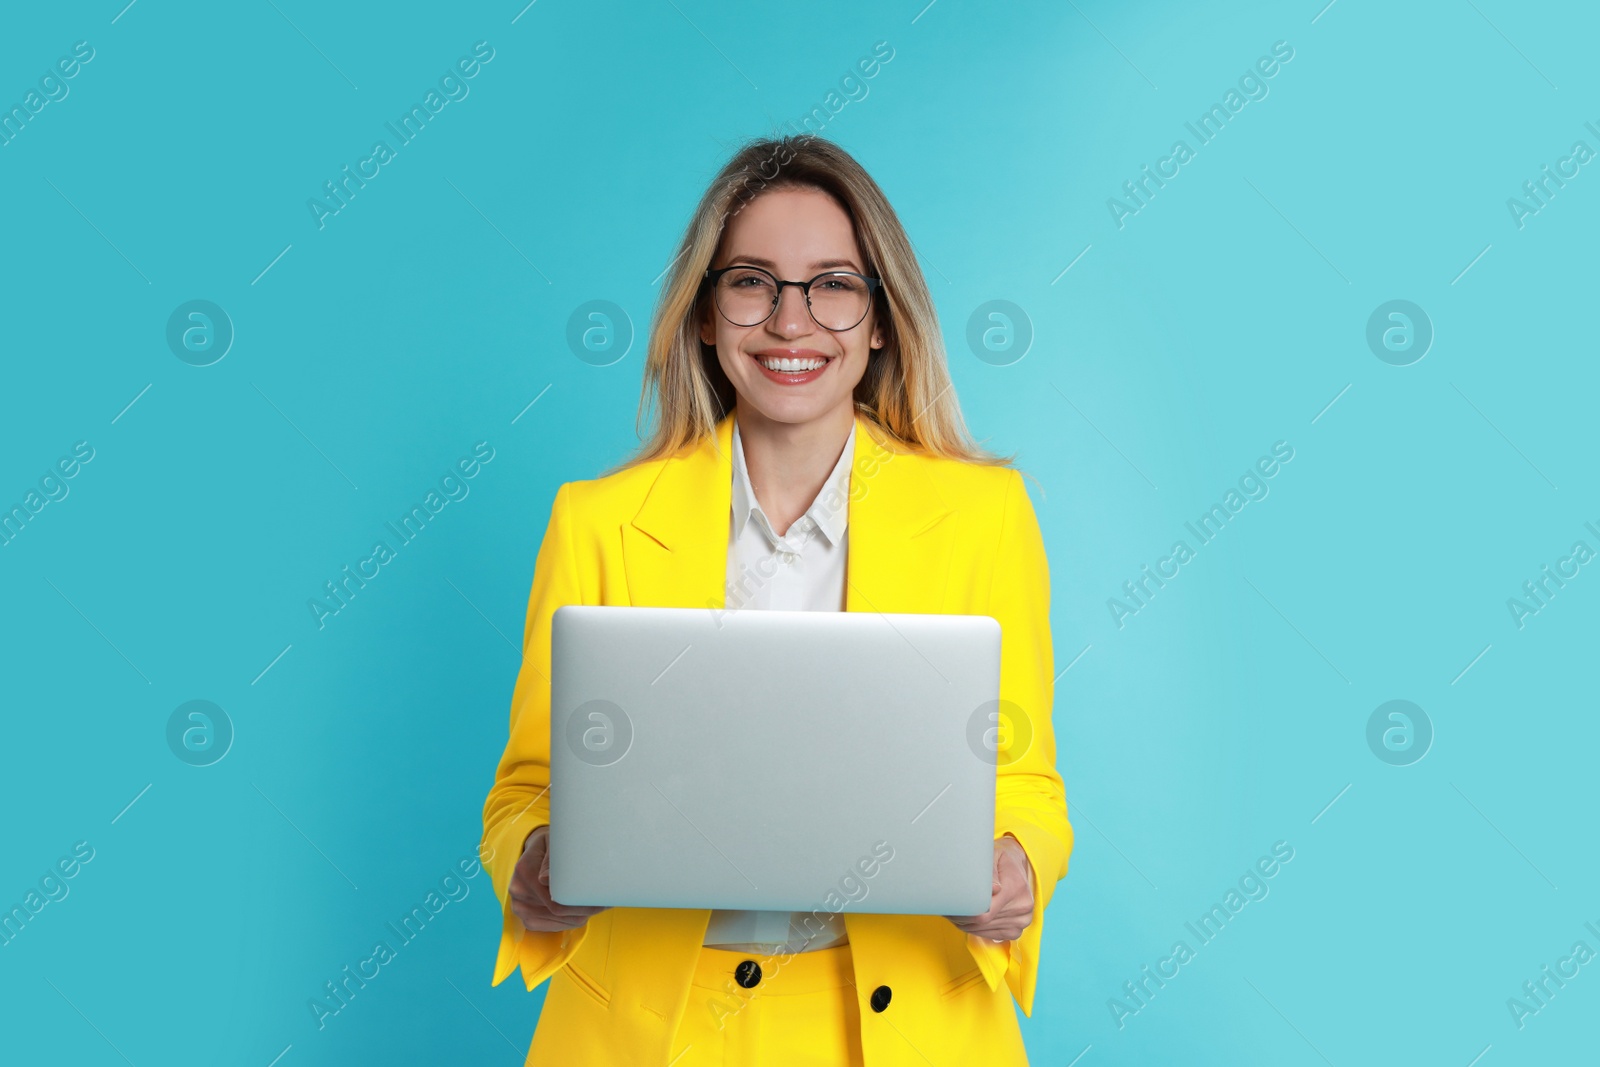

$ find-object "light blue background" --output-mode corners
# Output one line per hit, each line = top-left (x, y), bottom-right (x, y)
(2, 1), (1595, 1064)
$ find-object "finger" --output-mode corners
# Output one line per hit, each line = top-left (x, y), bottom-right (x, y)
(523, 885), (559, 917)
(989, 891), (1029, 919)
(511, 900), (550, 926)
(513, 857), (542, 886)
(518, 870), (556, 908)
(993, 904), (1031, 931)
(548, 901), (605, 918)
(950, 907), (996, 931)
(512, 895), (588, 929)
(511, 902), (557, 930)
(544, 902), (588, 917)
(547, 902), (601, 921)
(512, 861), (544, 898)
(974, 916), (1023, 941)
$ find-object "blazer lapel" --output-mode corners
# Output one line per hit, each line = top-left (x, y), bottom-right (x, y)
(842, 416), (956, 616)
(622, 413), (736, 610)
(622, 410), (957, 615)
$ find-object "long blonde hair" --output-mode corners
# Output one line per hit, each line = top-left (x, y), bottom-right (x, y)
(603, 135), (1014, 475)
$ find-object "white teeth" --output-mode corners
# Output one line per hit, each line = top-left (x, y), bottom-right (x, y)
(758, 356), (827, 372)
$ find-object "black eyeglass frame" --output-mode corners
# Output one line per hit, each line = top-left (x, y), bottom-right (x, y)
(702, 265), (884, 332)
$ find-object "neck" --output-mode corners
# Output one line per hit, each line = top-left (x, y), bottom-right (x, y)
(734, 402), (855, 537)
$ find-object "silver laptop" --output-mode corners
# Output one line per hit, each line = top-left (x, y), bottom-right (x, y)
(548, 605), (1001, 917)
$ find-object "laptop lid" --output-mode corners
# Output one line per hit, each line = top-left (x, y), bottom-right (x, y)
(548, 604), (1001, 917)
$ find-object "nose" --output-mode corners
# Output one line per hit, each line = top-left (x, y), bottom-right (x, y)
(767, 282), (813, 338)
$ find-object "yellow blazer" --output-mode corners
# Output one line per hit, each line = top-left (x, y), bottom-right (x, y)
(481, 409), (1072, 1065)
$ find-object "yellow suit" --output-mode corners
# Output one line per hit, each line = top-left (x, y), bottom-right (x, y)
(481, 409), (1072, 1065)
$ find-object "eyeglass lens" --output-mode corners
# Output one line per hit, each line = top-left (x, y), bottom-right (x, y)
(713, 268), (872, 331)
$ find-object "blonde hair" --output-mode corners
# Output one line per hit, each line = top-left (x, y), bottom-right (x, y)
(603, 134), (1014, 476)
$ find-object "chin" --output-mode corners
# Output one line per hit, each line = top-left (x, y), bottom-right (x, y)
(739, 392), (848, 427)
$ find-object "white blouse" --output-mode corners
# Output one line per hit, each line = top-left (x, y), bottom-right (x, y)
(701, 417), (856, 954)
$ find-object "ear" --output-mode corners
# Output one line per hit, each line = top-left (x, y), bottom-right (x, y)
(699, 302), (716, 347)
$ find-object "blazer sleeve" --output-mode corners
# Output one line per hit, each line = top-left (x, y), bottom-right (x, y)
(481, 481), (593, 990)
(962, 468), (1073, 1017)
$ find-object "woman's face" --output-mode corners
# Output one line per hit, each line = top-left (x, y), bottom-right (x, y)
(700, 186), (884, 429)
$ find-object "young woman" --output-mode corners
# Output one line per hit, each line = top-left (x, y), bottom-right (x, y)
(481, 135), (1071, 1066)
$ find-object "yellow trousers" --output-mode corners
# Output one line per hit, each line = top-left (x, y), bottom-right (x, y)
(669, 945), (864, 1066)
(522, 919), (1034, 1065)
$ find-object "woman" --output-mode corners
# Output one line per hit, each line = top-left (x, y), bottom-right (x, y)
(481, 135), (1071, 1066)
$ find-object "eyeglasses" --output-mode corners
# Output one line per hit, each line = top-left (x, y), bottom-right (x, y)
(703, 265), (883, 332)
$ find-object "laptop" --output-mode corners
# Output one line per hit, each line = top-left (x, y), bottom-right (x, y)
(548, 605), (1002, 917)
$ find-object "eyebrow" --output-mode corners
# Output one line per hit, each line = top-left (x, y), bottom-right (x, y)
(721, 254), (863, 273)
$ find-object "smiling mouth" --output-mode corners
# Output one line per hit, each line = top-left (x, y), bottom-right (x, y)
(752, 353), (831, 373)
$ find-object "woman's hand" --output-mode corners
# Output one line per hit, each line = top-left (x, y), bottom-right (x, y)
(509, 825), (610, 932)
(944, 835), (1035, 943)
